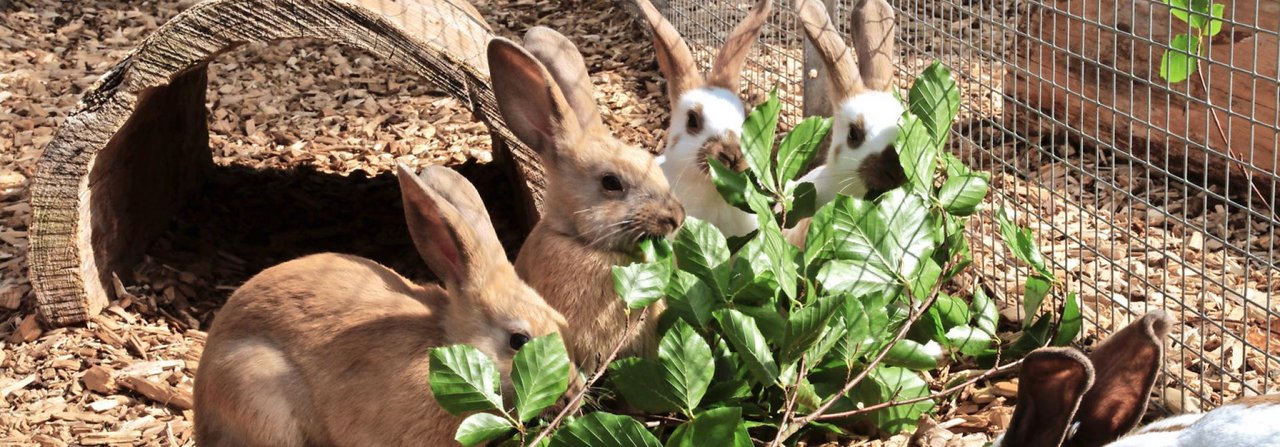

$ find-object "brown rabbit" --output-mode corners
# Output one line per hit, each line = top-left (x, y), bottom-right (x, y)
(490, 28), (685, 371)
(193, 164), (574, 447)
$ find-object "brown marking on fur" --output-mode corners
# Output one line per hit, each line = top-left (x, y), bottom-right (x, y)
(686, 103), (704, 133)
(695, 130), (745, 174)
(857, 144), (906, 192)
(846, 115), (867, 149)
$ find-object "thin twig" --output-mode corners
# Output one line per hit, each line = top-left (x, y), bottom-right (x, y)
(1193, 53), (1273, 215)
(525, 313), (645, 446)
(815, 358), (1024, 421)
(769, 246), (960, 444)
(770, 355), (809, 447)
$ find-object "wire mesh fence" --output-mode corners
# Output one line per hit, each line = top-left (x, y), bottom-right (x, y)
(642, 0), (1280, 412)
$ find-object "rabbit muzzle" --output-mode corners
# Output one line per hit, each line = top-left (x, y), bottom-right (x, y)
(632, 196), (686, 239)
(859, 146), (907, 198)
(695, 131), (747, 174)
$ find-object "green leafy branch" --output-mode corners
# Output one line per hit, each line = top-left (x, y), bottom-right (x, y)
(1158, 0), (1225, 84)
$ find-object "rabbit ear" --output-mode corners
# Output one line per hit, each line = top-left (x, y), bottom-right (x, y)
(794, 0), (863, 98)
(488, 37), (582, 163)
(408, 164), (506, 262)
(706, 0), (772, 92)
(397, 164), (496, 290)
(1070, 311), (1174, 447)
(849, 0), (896, 92)
(1002, 348), (1095, 447)
(634, 0), (704, 107)
(522, 26), (606, 134)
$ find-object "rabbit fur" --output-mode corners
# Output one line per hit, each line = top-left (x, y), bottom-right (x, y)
(193, 164), (574, 447)
(492, 28), (685, 372)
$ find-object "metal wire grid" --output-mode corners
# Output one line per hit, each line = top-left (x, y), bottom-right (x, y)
(652, 0), (1280, 410)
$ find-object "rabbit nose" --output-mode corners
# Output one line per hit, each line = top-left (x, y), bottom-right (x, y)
(665, 198), (686, 233)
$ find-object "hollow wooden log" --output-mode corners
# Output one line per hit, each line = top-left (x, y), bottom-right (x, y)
(1007, 0), (1280, 198)
(29, 0), (548, 326)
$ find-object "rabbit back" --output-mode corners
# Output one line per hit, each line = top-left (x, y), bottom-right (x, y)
(195, 253), (456, 447)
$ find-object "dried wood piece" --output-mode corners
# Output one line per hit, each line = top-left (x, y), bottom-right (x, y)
(11, 314), (41, 343)
(117, 375), (193, 410)
(81, 365), (117, 394)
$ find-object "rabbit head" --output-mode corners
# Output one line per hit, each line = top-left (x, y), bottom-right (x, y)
(491, 28), (684, 251)
(992, 310), (1174, 447)
(795, 0), (907, 203)
(636, 0), (771, 237)
(399, 164), (570, 380)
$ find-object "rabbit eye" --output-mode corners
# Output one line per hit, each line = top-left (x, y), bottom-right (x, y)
(686, 110), (703, 134)
(601, 174), (625, 192)
(846, 123), (867, 149)
(509, 333), (531, 350)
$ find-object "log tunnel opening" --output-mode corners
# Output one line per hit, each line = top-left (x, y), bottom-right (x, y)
(112, 39), (527, 331)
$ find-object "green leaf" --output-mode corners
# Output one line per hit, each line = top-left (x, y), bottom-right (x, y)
(996, 208), (1053, 279)
(610, 358), (681, 413)
(970, 287), (998, 334)
(817, 259), (898, 298)
(933, 294), (970, 329)
(1160, 33), (1200, 84)
(804, 195), (878, 268)
(850, 366), (934, 434)
(639, 238), (673, 264)
(1166, 0), (1191, 23)
(883, 339), (939, 370)
(512, 333), (572, 422)
(1010, 314), (1054, 355)
(714, 309), (780, 385)
(674, 217), (731, 292)
(455, 413), (514, 446)
(750, 214), (799, 300)
(776, 116), (832, 185)
(429, 345), (503, 414)
(896, 113), (936, 195)
(666, 271), (718, 327)
(937, 174), (989, 216)
(1206, 3), (1225, 37)
(780, 295), (843, 364)
(548, 412), (662, 447)
(613, 262), (670, 309)
(945, 325), (993, 357)
(708, 157), (751, 211)
(658, 321), (715, 412)
(838, 296), (891, 365)
(908, 61), (961, 147)
(741, 89), (780, 193)
(664, 407), (750, 447)
(1022, 275), (1052, 329)
(1052, 292), (1082, 347)
(788, 181), (819, 224)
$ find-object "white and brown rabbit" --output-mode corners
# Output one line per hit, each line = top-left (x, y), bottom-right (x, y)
(491, 28), (685, 371)
(993, 310), (1280, 447)
(635, 0), (771, 237)
(193, 164), (575, 447)
(793, 0), (907, 205)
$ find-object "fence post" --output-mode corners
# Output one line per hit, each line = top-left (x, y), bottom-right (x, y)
(802, 0), (837, 117)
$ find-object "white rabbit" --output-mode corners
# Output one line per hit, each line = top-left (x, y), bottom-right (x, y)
(794, 0), (907, 205)
(193, 164), (576, 447)
(635, 0), (771, 237)
(992, 310), (1280, 447)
